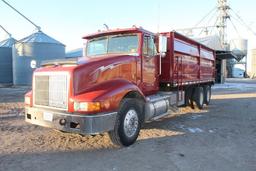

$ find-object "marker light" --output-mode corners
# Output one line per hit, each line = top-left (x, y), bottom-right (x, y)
(25, 96), (31, 105)
(74, 101), (101, 112)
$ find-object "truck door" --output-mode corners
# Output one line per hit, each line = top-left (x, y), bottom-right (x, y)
(141, 34), (159, 94)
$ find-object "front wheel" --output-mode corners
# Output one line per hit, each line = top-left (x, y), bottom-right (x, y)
(108, 98), (143, 146)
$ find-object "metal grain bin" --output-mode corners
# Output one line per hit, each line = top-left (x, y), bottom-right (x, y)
(13, 31), (65, 85)
(251, 49), (256, 78)
(0, 37), (16, 84)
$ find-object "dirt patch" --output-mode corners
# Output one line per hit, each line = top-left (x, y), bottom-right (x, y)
(0, 87), (30, 117)
(0, 80), (256, 171)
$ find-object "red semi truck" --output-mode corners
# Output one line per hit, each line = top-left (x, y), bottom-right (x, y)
(25, 27), (215, 146)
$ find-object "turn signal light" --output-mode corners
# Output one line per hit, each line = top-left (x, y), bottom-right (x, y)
(25, 96), (31, 105)
(74, 101), (101, 112)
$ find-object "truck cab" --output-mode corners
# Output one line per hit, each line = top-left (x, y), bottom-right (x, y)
(25, 27), (214, 146)
(82, 27), (160, 95)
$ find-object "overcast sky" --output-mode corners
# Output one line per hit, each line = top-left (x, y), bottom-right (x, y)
(0, 0), (256, 53)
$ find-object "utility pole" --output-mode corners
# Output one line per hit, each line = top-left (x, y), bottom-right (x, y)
(217, 0), (230, 83)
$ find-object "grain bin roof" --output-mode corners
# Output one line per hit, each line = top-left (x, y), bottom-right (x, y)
(195, 35), (224, 51)
(0, 37), (16, 47)
(19, 31), (65, 46)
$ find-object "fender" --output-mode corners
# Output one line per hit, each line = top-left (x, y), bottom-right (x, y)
(72, 79), (145, 114)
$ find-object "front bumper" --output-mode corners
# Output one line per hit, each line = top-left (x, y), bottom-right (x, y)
(25, 107), (117, 135)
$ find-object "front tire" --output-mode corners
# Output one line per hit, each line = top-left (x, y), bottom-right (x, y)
(108, 98), (143, 146)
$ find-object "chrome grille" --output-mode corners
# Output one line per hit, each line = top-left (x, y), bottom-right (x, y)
(34, 73), (68, 110)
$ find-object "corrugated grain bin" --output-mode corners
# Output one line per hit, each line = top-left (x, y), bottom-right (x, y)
(0, 37), (16, 84)
(251, 49), (256, 78)
(12, 31), (65, 85)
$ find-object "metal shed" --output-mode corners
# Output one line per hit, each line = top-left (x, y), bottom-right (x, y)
(0, 37), (16, 85)
(65, 48), (83, 58)
(12, 31), (65, 85)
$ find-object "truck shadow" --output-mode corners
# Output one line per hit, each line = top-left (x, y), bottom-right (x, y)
(1, 96), (255, 171)
(140, 95), (256, 140)
(1, 95), (256, 171)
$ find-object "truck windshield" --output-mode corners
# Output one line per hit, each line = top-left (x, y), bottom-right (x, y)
(86, 34), (139, 57)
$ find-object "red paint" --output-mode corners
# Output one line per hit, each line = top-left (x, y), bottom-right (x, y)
(27, 27), (215, 114)
(160, 32), (215, 85)
(25, 91), (33, 107)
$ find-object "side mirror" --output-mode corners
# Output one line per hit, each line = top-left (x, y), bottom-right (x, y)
(158, 35), (167, 58)
(30, 60), (37, 69)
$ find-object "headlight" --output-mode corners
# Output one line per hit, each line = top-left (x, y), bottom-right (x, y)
(25, 96), (31, 105)
(74, 101), (101, 112)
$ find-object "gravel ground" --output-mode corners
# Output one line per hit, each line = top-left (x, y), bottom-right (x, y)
(0, 79), (256, 171)
(0, 86), (31, 117)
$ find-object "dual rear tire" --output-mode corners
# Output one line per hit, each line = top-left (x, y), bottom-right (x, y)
(188, 85), (211, 109)
(203, 85), (211, 105)
(193, 86), (204, 109)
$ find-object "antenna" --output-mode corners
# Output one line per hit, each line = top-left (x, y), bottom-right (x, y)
(103, 24), (109, 30)
(0, 24), (12, 37)
(157, 1), (160, 33)
(1, 0), (41, 31)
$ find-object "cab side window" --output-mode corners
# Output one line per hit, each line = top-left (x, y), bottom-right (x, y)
(143, 35), (157, 57)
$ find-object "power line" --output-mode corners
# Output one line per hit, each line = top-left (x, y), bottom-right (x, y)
(0, 24), (11, 37)
(175, 25), (217, 36)
(209, 17), (219, 35)
(204, 9), (219, 27)
(176, 26), (217, 31)
(194, 6), (218, 27)
(1, 0), (41, 31)
(177, 8), (219, 37)
(198, 10), (219, 36)
(230, 8), (256, 35)
(228, 17), (241, 38)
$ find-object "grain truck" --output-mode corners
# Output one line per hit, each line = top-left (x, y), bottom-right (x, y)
(25, 27), (215, 146)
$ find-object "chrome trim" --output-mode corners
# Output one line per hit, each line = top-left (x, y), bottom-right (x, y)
(145, 91), (185, 121)
(124, 109), (139, 138)
(145, 94), (170, 121)
(172, 79), (214, 87)
(25, 106), (118, 135)
(33, 72), (70, 111)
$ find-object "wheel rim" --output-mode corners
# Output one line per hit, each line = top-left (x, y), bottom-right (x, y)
(200, 90), (204, 105)
(207, 89), (210, 102)
(124, 109), (139, 138)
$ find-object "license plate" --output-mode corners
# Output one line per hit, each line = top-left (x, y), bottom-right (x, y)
(43, 112), (53, 122)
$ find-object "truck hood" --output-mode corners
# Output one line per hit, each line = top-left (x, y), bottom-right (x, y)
(40, 53), (138, 66)
(73, 54), (138, 95)
(77, 53), (138, 64)
(41, 58), (78, 67)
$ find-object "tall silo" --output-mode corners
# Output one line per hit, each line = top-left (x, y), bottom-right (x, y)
(229, 39), (248, 77)
(251, 49), (256, 78)
(230, 39), (248, 58)
(0, 37), (16, 85)
(13, 31), (65, 85)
